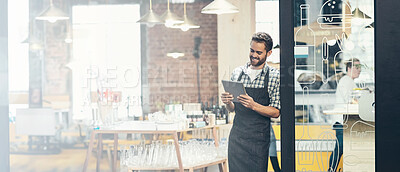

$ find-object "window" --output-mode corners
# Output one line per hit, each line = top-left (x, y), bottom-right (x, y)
(71, 4), (142, 120)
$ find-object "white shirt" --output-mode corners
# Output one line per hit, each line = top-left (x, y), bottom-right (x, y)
(332, 75), (357, 123)
(247, 67), (262, 82)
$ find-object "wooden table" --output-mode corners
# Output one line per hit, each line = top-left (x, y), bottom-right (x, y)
(82, 125), (228, 172)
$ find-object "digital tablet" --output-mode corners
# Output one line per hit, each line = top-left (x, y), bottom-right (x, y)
(222, 80), (247, 102)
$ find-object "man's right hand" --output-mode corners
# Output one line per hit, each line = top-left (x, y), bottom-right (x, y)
(221, 92), (234, 105)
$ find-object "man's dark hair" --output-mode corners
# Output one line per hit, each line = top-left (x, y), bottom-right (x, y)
(251, 32), (273, 52)
(344, 58), (360, 72)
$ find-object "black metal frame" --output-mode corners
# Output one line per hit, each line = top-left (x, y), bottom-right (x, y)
(375, 0), (400, 171)
(279, 0), (295, 171)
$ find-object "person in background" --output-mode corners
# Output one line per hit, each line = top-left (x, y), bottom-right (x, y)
(221, 32), (280, 172)
(328, 58), (361, 172)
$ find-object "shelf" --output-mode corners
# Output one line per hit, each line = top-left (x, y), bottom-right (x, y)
(127, 158), (227, 171)
(83, 124), (228, 172)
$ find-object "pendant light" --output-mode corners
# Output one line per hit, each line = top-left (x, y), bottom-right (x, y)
(351, 0), (372, 26)
(36, 0), (69, 23)
(64, 25), (73, 43)
(201, 0), (239, 15)
(167, 51), (184, 59)
(352, 7), (371, 19)
(137, 0), (163, 27)
(171, 2), (199, 32)
(22, 20), (43, 50)
(161, 0), (183, 28)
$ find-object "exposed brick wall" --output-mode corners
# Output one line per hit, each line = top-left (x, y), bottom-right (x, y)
(147, 1), (218, 112)
(44, 22), (70, 95)
(41, 0), (71, 97)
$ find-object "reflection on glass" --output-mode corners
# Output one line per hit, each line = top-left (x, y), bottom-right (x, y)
(294, 0), (375, 171)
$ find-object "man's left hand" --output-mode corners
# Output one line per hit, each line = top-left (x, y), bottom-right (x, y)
(238, 94), (257, 110)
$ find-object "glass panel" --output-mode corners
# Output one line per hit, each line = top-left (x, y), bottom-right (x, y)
(9, 2), (141, 171)
(256, 1), (281, 172)
(293, 0), (375, 171)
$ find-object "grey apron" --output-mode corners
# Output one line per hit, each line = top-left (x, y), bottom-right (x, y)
(269, 125), (277, 157)
(228, 70), (271, 172)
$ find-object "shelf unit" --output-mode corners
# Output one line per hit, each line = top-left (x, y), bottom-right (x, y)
(82, 125), (229, 172)
(127, 158), (227, 172)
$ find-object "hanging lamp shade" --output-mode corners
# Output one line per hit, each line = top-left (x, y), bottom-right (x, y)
(161, 10), (183, 27)
(201, 0), (239, 15)
(22, 35), (43, 50)
(137, 0), (163, 27)
(352, 7), (371, 19)
(171, 2), (199, 31)
(161, 0), (183, 28)
(172, 14), (200, 31)
(22, 21), (43, 50)
(167, 51), (184, 59)
(36, 0), (69, 23)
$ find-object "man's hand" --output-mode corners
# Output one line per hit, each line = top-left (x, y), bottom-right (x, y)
(221, 92), (233, 105)
(237, 94), (280, 118)
(221, 92), (235, 112)
(238, 94), (257, 110)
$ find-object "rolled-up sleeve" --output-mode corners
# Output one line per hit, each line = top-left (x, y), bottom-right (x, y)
(230, 66), (244, 81)
(268, 70), (280, 110)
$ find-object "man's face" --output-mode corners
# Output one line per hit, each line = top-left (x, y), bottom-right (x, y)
(249, 41), (269, 67)
(348, 61), (361, 79)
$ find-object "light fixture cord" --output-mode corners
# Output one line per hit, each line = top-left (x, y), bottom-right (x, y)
(167, 0), (170, 10)
(184, 2), (186, 15)
(150, 0), (152, 10)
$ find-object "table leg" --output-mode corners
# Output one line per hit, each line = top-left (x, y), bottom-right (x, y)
(96, 133), (103, 172)
(173, 132), (184, 172)
(113, 133), (118, 172)
(107, 146), (112, 169)
(83, 132), (96, 172)
(212, 127), (219, 147)
(218, 160), (227, 172)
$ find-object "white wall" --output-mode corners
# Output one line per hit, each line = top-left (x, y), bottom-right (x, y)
(217, 0), (256, 102)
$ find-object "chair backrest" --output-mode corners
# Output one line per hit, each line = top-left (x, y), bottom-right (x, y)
(358, 92), (375, 122)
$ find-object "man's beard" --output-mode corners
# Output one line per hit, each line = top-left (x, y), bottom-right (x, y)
(250, 56), (266, 67)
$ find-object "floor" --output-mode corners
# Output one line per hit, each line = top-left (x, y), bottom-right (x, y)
(10, 147), (110, 172)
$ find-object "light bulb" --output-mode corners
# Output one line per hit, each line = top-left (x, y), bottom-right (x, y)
(147, 23), (156, 27)
(327, 39), (336, 46)
(181, 26), (190, 32)
(48, 18), (58, 23)
(167, 52), (184, 59)
(65, 38), (73, 44)
(164, 21), (174, 28)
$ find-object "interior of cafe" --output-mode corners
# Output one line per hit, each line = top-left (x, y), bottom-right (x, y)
(2, 0), (384, 171)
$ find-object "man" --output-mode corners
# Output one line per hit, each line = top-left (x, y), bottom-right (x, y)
(328, 58), (361, 172)
(221, 32), (280, 172)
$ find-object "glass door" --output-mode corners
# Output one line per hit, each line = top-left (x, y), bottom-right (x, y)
(293, 0), (375, 171)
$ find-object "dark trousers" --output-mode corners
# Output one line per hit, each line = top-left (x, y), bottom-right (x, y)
(328, 123), (343, 172)
(269, 156), (281, 172)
